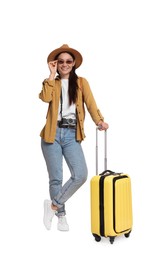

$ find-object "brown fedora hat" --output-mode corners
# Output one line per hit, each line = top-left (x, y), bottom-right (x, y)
(47, 44), (83, 68)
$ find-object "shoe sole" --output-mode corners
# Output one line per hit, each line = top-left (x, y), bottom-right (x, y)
(57, 227), (69, 231)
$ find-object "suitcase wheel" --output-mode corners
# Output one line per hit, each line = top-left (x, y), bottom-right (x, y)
(93, 234), (101, 242)
(109, 236), (115, 244)
(124, 230), (131, 238)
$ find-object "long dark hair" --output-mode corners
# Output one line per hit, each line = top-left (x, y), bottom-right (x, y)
(55, 52), (78, 105)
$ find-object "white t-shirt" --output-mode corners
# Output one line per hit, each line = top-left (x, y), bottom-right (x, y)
(58, 79), (76, 120)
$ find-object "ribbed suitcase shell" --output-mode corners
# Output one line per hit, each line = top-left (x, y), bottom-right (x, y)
(90, 173), (133, 243)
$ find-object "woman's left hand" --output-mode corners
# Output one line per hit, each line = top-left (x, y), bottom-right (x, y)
(97, 121), (109, 131)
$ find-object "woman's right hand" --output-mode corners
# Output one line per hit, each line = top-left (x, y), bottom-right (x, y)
(48, 60), (58, 80)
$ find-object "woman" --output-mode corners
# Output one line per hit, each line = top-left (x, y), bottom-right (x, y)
(39, 44), (109, 231)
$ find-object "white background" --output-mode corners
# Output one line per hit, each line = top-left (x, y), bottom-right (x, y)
(0, 0), (159, 259)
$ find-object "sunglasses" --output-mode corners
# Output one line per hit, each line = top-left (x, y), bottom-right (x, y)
(57, 59), (74, 65)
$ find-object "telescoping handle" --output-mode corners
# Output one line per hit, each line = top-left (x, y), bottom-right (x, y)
(96, 127), (107, 175)
(96, 127), (122, 176)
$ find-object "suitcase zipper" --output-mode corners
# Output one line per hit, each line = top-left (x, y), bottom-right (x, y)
(99, 175), (107, 236)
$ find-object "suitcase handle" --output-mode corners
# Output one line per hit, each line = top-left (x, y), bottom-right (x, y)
(99, 170), (115, 176)
(96, 127), (107, 175)
(99, 170), (122, 176)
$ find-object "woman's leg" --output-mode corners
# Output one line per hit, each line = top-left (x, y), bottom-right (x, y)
(41, 134), (66, 216)
(52, 128), (88, 208)
(41, 128), (88, 215)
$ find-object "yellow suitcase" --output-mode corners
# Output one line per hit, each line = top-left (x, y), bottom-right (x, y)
(90, 129), (133, 244)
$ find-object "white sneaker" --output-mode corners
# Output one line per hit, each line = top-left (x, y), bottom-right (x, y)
(57, 216), (69, 231)
(43, 200), (55, 230)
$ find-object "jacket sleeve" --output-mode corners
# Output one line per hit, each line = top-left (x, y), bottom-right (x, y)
(39, 79), (55, 103)
(81, 77), (104, 124)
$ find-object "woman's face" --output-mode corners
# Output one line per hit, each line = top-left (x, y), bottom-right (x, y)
(57, 52), (75, 79)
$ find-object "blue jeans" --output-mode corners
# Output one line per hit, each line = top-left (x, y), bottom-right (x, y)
(41, 127), (88, 217)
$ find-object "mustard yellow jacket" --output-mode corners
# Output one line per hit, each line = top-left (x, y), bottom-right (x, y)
(39, 77), (104, 143)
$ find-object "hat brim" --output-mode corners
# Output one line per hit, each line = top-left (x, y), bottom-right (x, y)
(47, 46), (83, 69)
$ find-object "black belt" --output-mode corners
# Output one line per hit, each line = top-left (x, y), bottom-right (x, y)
(57, 118), (77, 129)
